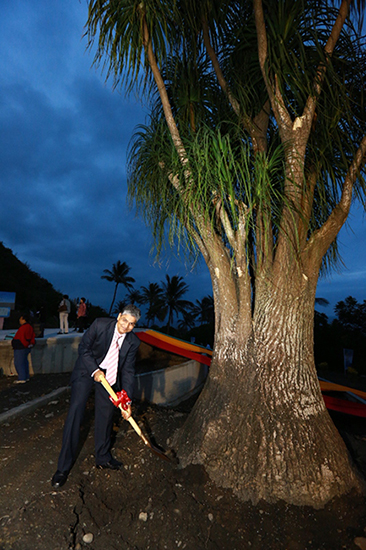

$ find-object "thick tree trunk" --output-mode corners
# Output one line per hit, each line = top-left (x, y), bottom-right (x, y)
(173, 274), (364, 507)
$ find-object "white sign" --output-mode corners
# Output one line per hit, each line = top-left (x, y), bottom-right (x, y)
(0, 307), (11, 318)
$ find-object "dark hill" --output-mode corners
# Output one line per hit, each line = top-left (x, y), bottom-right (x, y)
(0, 242), (62, 326)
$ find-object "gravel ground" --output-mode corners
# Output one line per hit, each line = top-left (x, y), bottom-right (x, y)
(0, 373), (365, 550)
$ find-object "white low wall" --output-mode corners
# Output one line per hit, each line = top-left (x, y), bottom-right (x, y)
(134, 360), (209, 406)
(0, 336), (81, 376)
(0, 336), (208, 407)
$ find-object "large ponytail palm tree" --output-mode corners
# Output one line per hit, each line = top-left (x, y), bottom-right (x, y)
(87, 0), (366, 506)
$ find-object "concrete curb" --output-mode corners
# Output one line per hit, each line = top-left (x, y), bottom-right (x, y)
(0, 386), (70, 425)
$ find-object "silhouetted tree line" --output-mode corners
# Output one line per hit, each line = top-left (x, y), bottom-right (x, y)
(0, 242), (62, 328)
(102, 262), (366, 361)
(6, 245), (363, 368)
(0, 247), (214, 341)
(101, 261), (214, 346)
(0, 243), (107, 329)
(315, 296), (366, 375)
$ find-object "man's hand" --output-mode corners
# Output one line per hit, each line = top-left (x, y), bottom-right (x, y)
(93, 369), (105, 383)
(121, 404), (132, 420)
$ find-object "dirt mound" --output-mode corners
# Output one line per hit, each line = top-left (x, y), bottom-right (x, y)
(0, 376), (366, 549)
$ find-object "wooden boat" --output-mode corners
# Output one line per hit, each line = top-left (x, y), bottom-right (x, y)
(137, 330), (366, 417)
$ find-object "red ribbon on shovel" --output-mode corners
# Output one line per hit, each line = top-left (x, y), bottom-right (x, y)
(99, 376), (176, 463)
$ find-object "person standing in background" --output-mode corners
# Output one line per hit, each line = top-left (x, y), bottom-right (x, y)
(11, 314), (36, 384)
(58, 294), (71, 334)
(76, 297), (87, 333)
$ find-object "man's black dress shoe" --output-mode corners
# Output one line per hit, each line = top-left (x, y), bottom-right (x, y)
(51, 470), (68, 488)
(96, 457), (123, 470)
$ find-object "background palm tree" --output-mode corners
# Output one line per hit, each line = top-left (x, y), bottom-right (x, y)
(101, 261), (135, 315)
(191, 295), (214, 325)
(160, 275), (193, 333)
(140, 282), (164, 327)
(315, 298), (330, 308)
(177, 308), (196, 332)
(125, 288), (143, 305)
(112, 299), (128, 315)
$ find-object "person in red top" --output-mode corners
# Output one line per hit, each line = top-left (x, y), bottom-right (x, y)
(11, 314), (36, 384)
(76, 297), (87, 333)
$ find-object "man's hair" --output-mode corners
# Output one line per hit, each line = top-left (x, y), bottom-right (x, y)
(122, 304), (141, 322)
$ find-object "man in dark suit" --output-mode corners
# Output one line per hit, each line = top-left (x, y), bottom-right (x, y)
(51, 304), (141, 488)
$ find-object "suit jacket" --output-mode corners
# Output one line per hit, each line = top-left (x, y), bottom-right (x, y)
(71, 317), (140, 399)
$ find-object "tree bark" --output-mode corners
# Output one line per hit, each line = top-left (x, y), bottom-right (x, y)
(173, 269), (364, 507)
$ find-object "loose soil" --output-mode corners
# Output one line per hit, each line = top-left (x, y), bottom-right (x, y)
(0, 373), (366, 550)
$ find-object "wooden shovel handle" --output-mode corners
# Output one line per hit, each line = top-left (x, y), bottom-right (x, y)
(100, 375), (121, 403)
(99, 376), (150, 446)
(99, 376), (176, 463)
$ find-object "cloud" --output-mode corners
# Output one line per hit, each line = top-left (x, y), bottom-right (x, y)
(0, 0), (364, 316)
(0, 0), (154, 310)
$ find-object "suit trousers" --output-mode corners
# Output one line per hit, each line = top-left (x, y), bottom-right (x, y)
(57, 374), (116, 473)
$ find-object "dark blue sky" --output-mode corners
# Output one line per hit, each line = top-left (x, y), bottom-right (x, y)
(0, 0), (365, 316)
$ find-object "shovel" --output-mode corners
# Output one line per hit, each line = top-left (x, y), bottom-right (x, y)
(99, 376), (176, 463)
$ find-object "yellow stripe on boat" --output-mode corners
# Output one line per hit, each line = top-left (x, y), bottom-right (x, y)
(145, 329), (213, 356)
(319, 380), (366, 401)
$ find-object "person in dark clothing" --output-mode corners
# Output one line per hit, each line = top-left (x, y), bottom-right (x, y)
(11, 314), (36, 384)
(51, 304), (141, 488)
